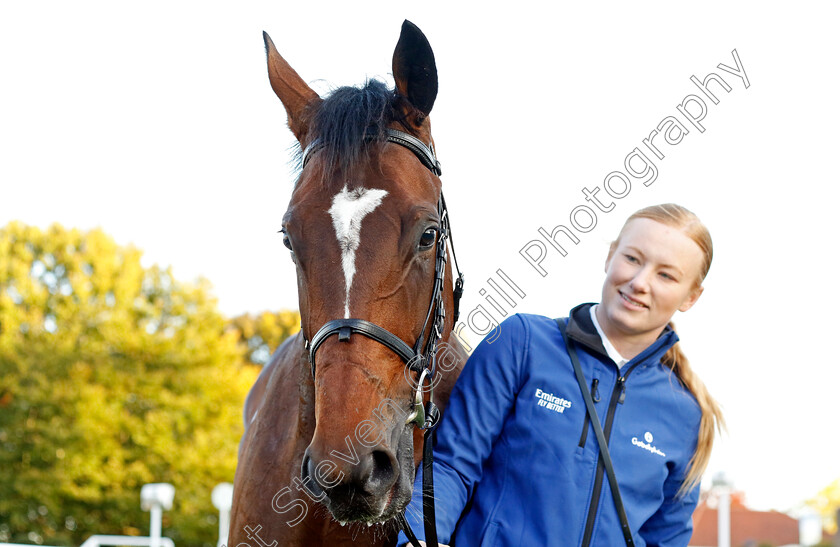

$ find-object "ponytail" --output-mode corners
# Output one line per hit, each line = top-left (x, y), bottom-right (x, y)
(616, 204), (724, 497)
(662, 321), (725, 497)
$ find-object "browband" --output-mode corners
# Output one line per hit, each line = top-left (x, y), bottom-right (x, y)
(301, 128), (442, 176)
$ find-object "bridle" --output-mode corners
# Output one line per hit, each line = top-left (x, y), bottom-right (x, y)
(298, 128), (463, 547)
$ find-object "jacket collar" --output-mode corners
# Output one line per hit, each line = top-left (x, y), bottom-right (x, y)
(565, 303), (609, 358)
(565, 303), (678, 365)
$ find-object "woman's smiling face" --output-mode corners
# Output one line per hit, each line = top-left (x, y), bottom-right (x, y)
(599, 217), (705, 344)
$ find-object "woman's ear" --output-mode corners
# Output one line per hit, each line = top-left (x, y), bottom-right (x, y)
(678, 285), (704, 313)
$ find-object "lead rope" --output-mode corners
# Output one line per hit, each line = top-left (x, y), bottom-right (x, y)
(418, 214), (447, 547)
(422, 274), (443, 547)
(399, 197), (452, 547)
(556, 318), (635, 547)
(399, 366), (441, 547)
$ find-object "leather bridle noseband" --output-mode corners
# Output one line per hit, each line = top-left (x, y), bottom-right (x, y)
(298, 128), (463, 547)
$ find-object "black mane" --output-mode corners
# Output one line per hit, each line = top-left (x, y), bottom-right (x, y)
(301, 79), (408, 179)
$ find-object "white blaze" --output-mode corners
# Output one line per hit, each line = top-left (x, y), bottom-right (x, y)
(328, 185), (388, 318)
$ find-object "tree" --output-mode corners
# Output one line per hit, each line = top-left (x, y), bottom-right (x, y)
(226, 311), (300, 368)
(0, 222), (271, 547)
(808, 477), (840, 536)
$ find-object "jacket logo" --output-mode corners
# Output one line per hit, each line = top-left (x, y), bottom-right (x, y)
(632, 431), (666, 457)
(534, 388), (572, 413)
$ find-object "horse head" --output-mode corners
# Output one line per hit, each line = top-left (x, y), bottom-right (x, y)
(264, 20), (458, 526)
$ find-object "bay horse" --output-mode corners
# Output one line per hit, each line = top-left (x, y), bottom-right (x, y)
(228, 21), (467, 547)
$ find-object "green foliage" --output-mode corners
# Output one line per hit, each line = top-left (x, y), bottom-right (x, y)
(808, 477), (840, 535)
(226, 310), (300, 367)
(0, 222), (291, 547)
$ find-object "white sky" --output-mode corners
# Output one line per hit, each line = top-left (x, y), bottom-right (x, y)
(2, 0), (839, 516)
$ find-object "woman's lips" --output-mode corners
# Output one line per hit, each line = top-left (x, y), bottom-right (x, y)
(619, 291), (648, 309)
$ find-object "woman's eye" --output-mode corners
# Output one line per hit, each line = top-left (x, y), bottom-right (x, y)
(624, 254), (639, 264)
(419, 228), (437, 250)
(659, 272), (675, 281)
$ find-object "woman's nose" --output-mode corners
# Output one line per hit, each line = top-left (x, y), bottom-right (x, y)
(629, 269), (652, 292)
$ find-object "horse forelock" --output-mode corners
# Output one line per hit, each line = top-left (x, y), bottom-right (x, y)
(285, 79), (440, 332)
(294, 79), (415, 188)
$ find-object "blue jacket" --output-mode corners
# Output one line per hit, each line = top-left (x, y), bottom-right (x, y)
(397, 304), (702, 546)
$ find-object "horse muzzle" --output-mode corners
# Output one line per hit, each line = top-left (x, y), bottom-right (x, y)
(300, 427), (414, 523)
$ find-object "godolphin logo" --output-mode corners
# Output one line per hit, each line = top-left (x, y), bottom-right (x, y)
(632, 431), (666, 457)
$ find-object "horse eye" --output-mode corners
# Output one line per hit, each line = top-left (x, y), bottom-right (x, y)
(419, 228), (437, 250)
(279, 229), (295, 258)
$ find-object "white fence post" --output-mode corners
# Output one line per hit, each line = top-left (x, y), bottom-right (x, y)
(712, 472), (732, 547)
(212, 483), (234, 547)
(140, 483), (175, 547)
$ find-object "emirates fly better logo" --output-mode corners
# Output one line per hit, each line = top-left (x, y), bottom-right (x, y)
(533, 388), (572, 414)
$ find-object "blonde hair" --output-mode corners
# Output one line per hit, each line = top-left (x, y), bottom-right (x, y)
(612, 203), (725, 497)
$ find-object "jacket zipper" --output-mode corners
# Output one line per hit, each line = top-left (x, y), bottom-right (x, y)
(577, 378), (600, 448)
(580, 364), (639, 547)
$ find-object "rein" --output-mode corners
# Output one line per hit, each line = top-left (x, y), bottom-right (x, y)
(299, 128), (462, 547)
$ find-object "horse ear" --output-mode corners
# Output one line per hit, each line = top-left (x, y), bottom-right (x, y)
(392, 20), (438, 117)
(263, 31), (321, 143)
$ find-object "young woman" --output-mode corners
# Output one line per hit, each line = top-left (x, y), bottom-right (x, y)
(397, 204), (724, 547)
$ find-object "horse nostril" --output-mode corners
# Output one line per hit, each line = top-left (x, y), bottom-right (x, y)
(300, 452), (326, 498)
(366, 449), (397, 492)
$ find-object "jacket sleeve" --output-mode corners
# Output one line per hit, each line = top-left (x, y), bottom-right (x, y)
(637, 444), (701, 546)
(396, 314), (529, 546)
